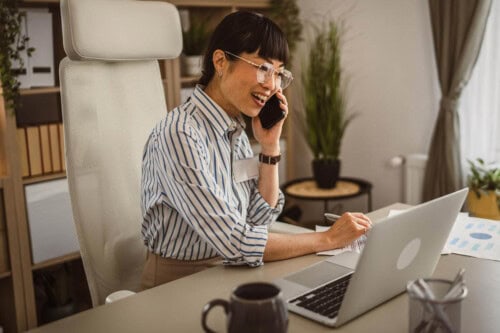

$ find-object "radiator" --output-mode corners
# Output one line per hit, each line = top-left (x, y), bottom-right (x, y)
(404, 154), (428, 205)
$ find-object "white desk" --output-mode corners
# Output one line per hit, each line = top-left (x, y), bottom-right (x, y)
(29, 204), (500, 332)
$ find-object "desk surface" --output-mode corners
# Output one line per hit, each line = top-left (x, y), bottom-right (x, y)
(29, 204), (500, 333)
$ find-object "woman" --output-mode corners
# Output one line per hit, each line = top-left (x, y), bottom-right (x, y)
(140, 11), (372, 289)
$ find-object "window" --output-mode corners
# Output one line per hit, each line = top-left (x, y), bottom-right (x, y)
(460, 1), (500, 170)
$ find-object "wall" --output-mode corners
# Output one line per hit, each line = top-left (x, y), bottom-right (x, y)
(289, 0), (440, 221)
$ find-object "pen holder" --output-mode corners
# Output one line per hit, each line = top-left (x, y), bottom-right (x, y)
(407, 278), (467, 333)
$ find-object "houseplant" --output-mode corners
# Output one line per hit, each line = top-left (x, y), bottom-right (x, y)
(301, 20), (355, 188)
(181, 18), (211, 77)
(269, 0), (303, 63)
(35, 264), (77, 323)
(466, 158), (500, 220)
(0, 0), (34, 111)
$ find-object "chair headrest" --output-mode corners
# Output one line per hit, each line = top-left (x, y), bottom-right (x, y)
(61, 0), (182, 61)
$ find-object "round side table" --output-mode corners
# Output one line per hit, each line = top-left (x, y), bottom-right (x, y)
(282, 177), (373, 215)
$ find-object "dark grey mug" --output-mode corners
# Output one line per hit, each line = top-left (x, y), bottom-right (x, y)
(201, 282), (288, 333)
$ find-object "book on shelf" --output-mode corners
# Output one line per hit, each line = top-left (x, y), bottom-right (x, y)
(39, 125), (52, 173)
(26, 127), (43, 177)
(15, 123), (66, 178)
(16, 128), (30, 177)
(49, 123), (62, 172)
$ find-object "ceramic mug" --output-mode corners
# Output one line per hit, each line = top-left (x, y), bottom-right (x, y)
(201, 282), (288, 333)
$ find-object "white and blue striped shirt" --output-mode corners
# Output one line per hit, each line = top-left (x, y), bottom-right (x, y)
(141, 86), (284, 266)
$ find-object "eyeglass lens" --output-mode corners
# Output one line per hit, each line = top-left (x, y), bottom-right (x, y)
(257, 65), (292, 89)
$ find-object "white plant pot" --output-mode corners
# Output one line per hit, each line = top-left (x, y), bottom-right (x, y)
(182, 55), (203, 77)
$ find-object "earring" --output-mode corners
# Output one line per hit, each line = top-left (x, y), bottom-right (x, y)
(218, 71), (222, 77)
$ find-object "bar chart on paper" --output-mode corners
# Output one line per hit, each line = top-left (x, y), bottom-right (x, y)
(444, 214), (500, 261)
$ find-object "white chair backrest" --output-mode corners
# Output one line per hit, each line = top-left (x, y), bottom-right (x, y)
(59, 0), (182, 306)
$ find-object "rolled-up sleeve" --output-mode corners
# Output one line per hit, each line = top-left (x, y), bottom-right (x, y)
(246, 185), (285, 226)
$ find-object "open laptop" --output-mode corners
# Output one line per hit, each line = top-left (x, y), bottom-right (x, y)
(273, 188), (468, 327)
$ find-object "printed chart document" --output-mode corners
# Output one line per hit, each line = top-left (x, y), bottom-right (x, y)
(443, 214), (500, 261)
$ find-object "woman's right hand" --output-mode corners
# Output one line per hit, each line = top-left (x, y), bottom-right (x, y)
(323, 212), (373, 249)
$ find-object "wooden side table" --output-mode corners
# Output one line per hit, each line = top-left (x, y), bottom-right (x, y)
(282, 177), (373, 215)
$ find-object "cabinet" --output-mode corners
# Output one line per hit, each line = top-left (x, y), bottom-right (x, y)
(1, 0), (294, 331)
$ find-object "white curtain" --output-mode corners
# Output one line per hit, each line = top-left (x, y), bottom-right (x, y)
(460, 0), (500, 170)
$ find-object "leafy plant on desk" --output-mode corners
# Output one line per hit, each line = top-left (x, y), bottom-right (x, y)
(0, 0), (35, 111)
(467, 158), (500, 210)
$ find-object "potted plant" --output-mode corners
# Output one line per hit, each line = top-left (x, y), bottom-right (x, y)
(181, 18), (211, 77)
(466, 158), (500, 220)
(35, 264), (77, 323)
(0, 0), (34, 111)
(301, 21), (355, 188)
(269, 0), (303, 63)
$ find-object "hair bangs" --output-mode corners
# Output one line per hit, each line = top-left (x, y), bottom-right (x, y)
(257, 23), (289, 65)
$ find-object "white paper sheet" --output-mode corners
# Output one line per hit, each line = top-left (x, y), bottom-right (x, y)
(443, 214), (500, 261)
(315, 225), (367, 256)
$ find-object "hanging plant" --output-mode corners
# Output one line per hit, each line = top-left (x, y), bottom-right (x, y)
(0, 0), (34, 111)
(269, 0), (303, 63)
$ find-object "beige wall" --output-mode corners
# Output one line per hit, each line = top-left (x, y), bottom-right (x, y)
(289, 0), (440, 221)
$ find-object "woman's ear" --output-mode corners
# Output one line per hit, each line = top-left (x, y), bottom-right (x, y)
(212, 49), (226, 77)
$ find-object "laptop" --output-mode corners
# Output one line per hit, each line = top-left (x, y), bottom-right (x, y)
(273, 188), (468, 327)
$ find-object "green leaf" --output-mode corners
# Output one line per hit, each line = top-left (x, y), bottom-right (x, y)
(467, 158), (500, 211)
(1, 1), (36, 111)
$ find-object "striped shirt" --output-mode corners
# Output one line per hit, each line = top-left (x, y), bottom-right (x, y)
(141, 85), (284, 266)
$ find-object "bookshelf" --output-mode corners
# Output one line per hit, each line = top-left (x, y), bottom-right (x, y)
(1, 0), (295, 331)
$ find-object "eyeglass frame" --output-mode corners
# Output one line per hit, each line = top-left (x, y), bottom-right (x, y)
(223, 51), (293, 90)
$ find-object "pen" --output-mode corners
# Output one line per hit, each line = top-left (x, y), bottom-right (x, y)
(324, 213), (341, 221)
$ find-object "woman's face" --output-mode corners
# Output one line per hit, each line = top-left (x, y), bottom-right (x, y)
(217, 51), (283, 118)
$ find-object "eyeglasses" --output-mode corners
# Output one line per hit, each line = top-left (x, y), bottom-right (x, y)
(224, 51), (293, 90)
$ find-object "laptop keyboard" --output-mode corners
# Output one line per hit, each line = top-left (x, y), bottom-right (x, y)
(289, 273), (353, 319)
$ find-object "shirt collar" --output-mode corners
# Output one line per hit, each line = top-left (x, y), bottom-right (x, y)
(191, 85), (246, 136)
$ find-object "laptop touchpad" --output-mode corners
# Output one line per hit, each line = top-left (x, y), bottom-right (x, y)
(285, 262), (353, 289)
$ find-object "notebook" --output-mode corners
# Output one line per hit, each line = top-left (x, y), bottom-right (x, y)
(273, 188), (468, 327)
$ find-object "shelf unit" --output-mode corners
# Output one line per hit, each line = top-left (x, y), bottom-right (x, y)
(1, 1), (90, 331)
(1, 1), (295, 331)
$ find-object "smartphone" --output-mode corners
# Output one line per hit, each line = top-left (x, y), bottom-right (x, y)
(258, 94), (285, 129)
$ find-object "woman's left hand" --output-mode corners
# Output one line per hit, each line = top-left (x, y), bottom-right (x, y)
(252, 89), (288, 151)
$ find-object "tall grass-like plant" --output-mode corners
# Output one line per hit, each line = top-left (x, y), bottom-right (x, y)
(302, 21), (355, 161)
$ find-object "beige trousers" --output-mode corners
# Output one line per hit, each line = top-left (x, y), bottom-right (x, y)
(140, 252), (222, 290)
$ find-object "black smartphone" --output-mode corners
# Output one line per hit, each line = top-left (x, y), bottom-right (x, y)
(258, 94), (285, 129)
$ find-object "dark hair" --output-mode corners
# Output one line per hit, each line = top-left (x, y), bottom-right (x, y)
(199, 11), (289, 86)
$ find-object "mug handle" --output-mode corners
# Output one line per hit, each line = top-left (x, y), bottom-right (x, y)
(201, 299), (229, 333)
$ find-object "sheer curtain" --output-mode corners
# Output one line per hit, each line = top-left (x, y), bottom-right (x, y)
(460, 0), (500, 170)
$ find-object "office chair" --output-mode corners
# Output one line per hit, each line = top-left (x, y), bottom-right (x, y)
(59, 0), (182, 306)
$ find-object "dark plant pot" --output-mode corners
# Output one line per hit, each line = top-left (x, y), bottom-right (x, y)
(312, 159), (341, 189)
(42, 300), (77, 323)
